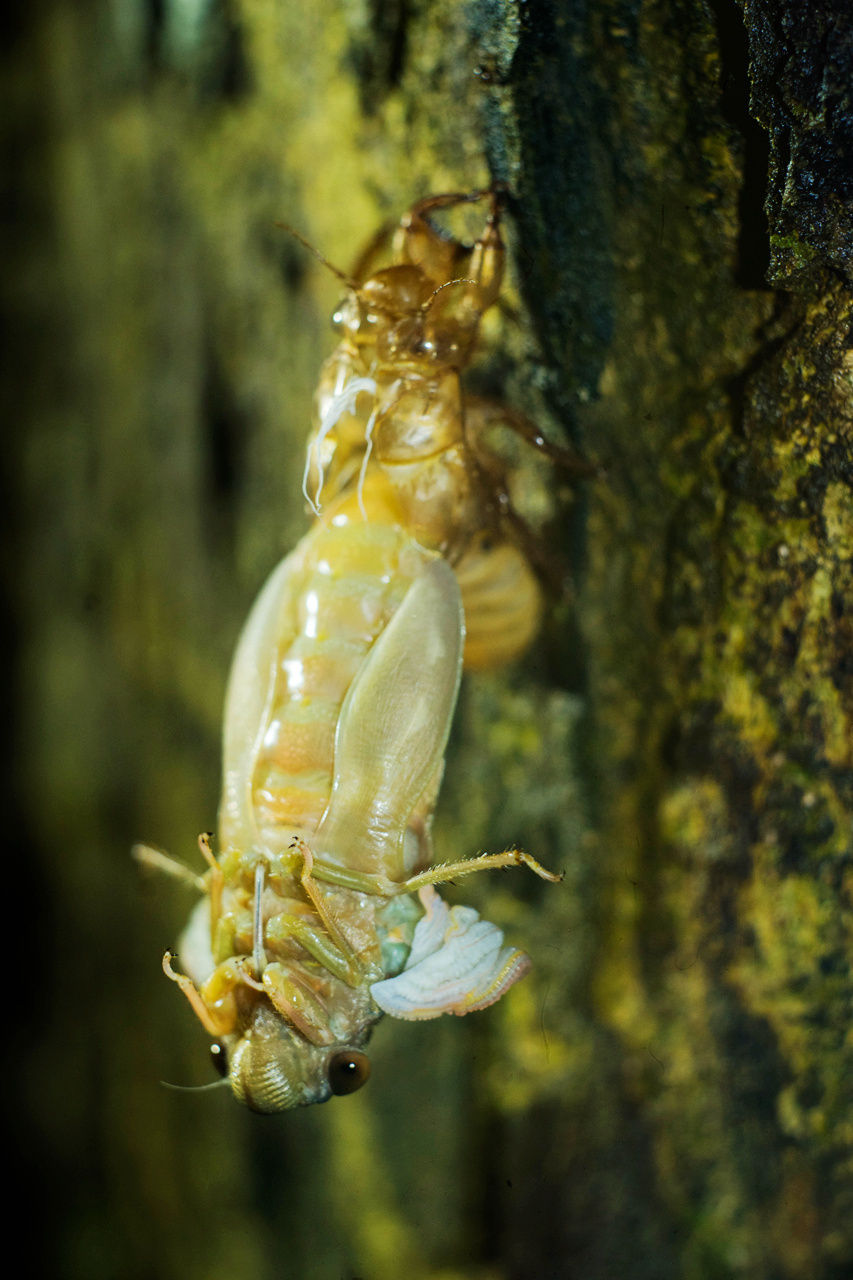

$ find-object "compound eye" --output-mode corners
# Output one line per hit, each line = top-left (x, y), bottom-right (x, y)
(327, 1049), (371, 1096)
(210, 1042), (228, 1078)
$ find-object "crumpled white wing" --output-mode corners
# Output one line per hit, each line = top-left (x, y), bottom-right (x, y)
(370, 885), (531, 1020)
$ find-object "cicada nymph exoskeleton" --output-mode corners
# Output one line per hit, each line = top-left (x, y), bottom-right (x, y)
(302, 189), (590, 666)
(136, 190), (585, 1111)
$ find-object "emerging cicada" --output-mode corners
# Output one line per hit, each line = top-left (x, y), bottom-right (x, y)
(136, 191), (573, 1111)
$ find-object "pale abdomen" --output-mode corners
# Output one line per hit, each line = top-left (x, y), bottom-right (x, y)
(220, 473), (430, 859)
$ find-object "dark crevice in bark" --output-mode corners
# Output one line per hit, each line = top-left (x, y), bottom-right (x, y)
(501, 1088), (681, 1280)
(501, 0), (615, 416)
(709, 0), (772, 289)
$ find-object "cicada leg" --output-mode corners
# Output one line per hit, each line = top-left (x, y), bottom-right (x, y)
(348, 217), (397, 284)
(162, 952), (236, 1037)
(311, 847), (563, 897)
(132, 843), (207, 891)
(196, 832), (224, 949)
(395, 189), (504, 302)
(460, 398), (598, 611)
(266, 913), (363, 986)
(250, 854), (366, 988)
(293, 839), (368, 979)
(204, 944), (341, 1047)
(390, 847), (564, 894)
(260, 964), (338, 1046)
(467, 398), (599, 479)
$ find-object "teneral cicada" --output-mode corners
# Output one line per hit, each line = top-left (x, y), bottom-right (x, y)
(136, 190), (576, 1112)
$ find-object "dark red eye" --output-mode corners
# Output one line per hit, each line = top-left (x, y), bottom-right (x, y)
(327, 1049), (371, 1096)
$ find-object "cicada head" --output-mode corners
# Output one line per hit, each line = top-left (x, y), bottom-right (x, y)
(218, 1004), (371, 1112)
(338, 190), (506, 374)
(343, 264), (432, 358)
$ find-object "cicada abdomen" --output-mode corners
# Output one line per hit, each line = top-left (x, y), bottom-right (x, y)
(136, 192), (571, 1111)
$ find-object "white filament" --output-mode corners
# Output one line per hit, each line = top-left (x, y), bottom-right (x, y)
(252, 861), (266, 978)
(356, 405), (379, 521)
(303, 376), (378, 516)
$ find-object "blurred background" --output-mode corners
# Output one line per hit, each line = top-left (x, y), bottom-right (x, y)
(4, 1), (853, 1278)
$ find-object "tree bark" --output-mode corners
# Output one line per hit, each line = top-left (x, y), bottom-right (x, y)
(4, 1), (852, 1278)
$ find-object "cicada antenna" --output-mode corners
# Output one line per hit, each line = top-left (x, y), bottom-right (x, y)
(275, 219), (410, 320)
(274, 219), (361, 292)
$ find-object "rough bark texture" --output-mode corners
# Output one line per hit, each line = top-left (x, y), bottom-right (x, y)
(4, 1), (852, 1278)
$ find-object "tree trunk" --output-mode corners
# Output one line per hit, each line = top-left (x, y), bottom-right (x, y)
(5, 1), (852, 1278)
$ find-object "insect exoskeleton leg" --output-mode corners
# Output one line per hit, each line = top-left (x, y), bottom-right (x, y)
(292, 838), (369, 982)
(131, 843), (207, 891)
(264, 912), (363, 986)
(162, 952), (244, 1037)
(394, 189), (505, 307)
(309, 846), (564, 898)
(391, 847), (564, 894)
(196, 831), (224, 947)
(456, 398), (598, 650)
(259, 965), (338, 1046)
(466, 397), (599, 479)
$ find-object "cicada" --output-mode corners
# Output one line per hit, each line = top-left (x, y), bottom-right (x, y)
(136, 191), (575, 1111)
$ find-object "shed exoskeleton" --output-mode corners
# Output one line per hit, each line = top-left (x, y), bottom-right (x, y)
(304, 188), (592, 667)
(136, 192), (571, 1111)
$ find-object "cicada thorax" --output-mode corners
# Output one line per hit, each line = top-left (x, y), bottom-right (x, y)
(312, 349), (480, 550)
